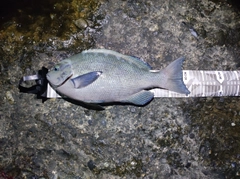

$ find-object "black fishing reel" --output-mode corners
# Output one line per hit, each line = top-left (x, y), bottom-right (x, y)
(18, 67), (49, 102)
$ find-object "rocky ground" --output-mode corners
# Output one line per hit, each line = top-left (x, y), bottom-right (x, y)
(0, 0), (240, 178)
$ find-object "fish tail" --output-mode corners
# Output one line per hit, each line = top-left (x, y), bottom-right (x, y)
(160, 57), (190, 95)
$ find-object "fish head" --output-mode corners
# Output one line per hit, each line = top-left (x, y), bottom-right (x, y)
(47, 59), (73, 88)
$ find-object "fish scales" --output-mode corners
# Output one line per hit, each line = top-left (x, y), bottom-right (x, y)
(71, 52), (154, 93)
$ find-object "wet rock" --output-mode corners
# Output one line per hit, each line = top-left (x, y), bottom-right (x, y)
(74, 18), (88, 29)
(1, 0), (240, 178)
(87, 160), (96, 170)
(5, 91), (14, 104)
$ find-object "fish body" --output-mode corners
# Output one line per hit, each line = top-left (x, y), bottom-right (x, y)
(46, 49), (190, 105)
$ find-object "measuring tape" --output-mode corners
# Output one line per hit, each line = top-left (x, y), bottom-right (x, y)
(150, 70), (240, 97)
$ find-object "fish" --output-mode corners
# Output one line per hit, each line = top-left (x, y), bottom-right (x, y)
(46, 49), (190, 105)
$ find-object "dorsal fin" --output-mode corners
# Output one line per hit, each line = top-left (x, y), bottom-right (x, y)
(129, 56), (152, 70)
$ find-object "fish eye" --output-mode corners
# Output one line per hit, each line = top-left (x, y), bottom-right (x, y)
(54, 65), (60, 71)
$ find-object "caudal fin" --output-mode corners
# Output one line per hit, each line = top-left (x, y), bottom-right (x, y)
(161, 57), (190, 95)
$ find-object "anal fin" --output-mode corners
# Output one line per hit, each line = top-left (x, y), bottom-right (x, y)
(121, 91), (154, 105)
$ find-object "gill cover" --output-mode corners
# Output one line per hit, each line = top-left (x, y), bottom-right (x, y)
(46, 59), (72, 87)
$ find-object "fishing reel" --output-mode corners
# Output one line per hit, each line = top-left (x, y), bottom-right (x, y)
(18, 67), (49, 102)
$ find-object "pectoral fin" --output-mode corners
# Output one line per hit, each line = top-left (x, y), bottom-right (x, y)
(71, 71), (102, 88)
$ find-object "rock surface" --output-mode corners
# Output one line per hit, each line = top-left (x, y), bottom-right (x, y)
(0, 0), (240, 178)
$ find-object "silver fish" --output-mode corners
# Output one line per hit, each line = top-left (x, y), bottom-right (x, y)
(46, 49), (190, 105)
